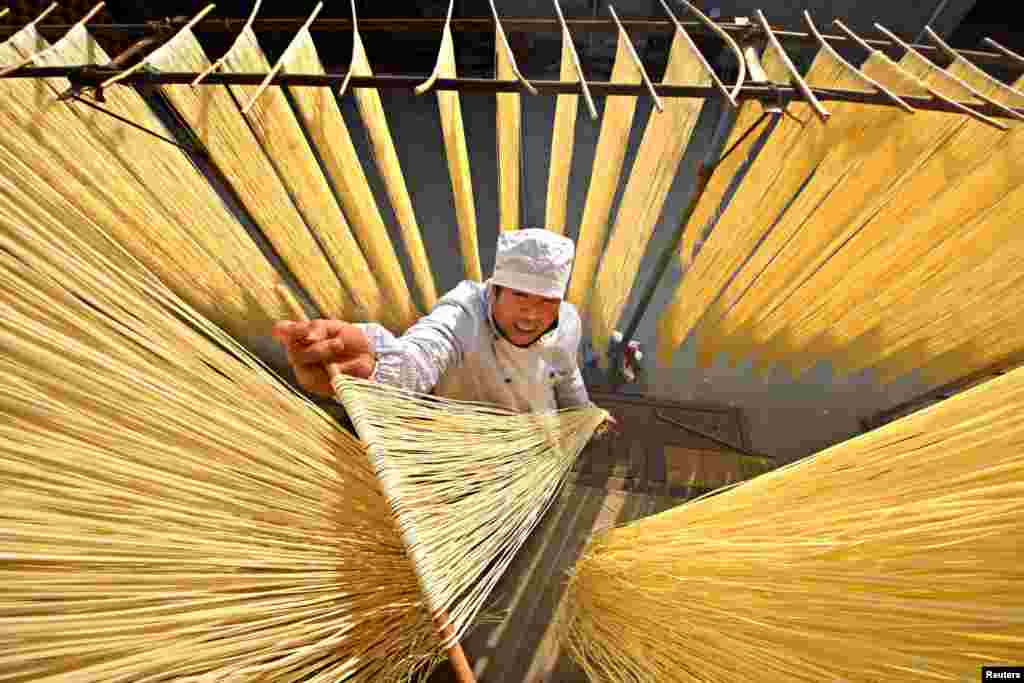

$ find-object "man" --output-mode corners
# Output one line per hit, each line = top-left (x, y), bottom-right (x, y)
(273, 229), (596, 415)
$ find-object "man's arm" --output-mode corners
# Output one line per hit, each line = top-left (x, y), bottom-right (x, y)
(357, 299), (474, 395)
(554, 365), (591, 409)
(553, 304), (592, 410)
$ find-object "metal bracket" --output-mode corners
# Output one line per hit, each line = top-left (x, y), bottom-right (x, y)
(60, 66), (107, 102)
(58, 65), (204, 155)
(739, 34), (788, 115)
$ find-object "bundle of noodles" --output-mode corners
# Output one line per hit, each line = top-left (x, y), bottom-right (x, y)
(343, 2), (438, 311)
(564, 28), (641, 320)
(588, 19), (708, 360)
(332, 376), (609, 645)
(140, 21), (356, 321)
(0, 25), (286, 341)
(560, 366), (1024, 682)
(0, 173), (608, 679)
(0, 171), (439, 682)
(417, 2), (483, 282)
(281, 18), (434, 318)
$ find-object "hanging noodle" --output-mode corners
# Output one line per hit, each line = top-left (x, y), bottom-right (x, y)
(221, 26), (421, 330)
(143, 28), (354, 320)
(0, 185), (443, 682)
(0, 31), (279, 341)
(837, 181), (1024, 383)
(281, 25), (422, 331)
(589, 24), (709, 360)
(565, 32), (642, 321)
(678, 89), (776, 267)
(655, 46), (848, 365)
(495, 19), (521, 232)
(7, 25), (290, 338)
(700, 50), (966, 373)
(544, 24), (583, 236)
(348, 21), (438, 312)
(751, 50), (1002, 374)
(419, 12), (483, 282)
(763, 68), (1024, 382)
(561, 366), (1024, 682)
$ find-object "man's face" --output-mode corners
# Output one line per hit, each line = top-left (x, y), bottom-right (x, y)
(492, 287), (561, 346)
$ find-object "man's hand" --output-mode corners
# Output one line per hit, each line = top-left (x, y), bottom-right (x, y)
(603, 413), (620, 436)
(271, 319), (375, 398)
(593, 412), (620, 440)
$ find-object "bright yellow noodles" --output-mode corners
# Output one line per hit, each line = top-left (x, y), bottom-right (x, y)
(565, 31), (642, 322)
(0, 190), (441, 681)
(544, 25), (581, 236)
(424, 18), (483, 282)
(495, 21), (521, 233)
(655, 46), (849, 366)
(332, 375), (609, 644)
(770, 68), (1024, 383)
(710, 50), (1009, 376)
(657, 40), (1024, 387)
(694, 51), (938, 370)
(282, 26), (421, 331)
(589, 24), (708, 360)
(143, 28), (354, 320)
(348, 24), (438, 312)
(223, 26), (418, 330)
(0, 27), (284, 340)
(562, 366), (1024, 682)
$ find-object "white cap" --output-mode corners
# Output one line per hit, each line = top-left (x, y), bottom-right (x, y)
(491, 229), (575, 299)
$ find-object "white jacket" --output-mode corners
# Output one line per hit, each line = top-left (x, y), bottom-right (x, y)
(357, 280), (591, 413)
